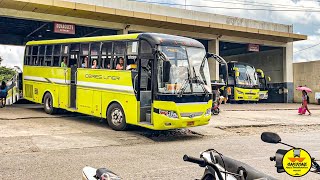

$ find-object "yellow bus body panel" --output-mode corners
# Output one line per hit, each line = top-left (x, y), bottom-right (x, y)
(76, 68), (138, 124)
(23, 65), (211, 130)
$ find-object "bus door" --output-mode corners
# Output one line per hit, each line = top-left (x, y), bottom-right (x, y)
(138, 40), (154, 124)
(69, 44), (79, 109)
(138, 58), (153, 123)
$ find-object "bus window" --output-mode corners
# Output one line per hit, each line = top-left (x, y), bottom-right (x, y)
(127, 41), (138, 55)
(53, 45), (61, 67)
(140, 40), (152, 54)
(80, 44), (89, 68)
(101, 42), (112, 69)
(60, 45), (69, 67)
(70, 44), (80, 67)
(39, 45), (45, 66)
(32, 46), (39, 66)
(114, 42), (126, 70)
(25, 46), (32, 65)
(27, 46), (32, 56)
(62, 45), (69, 56)
(126, 41), (138, 70)
(45, 45), (53, 66)
(90, 43), (100, 69)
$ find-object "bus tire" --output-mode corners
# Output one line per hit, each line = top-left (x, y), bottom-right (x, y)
(107, 103), (128, 131)
(43, 92), (57, 115)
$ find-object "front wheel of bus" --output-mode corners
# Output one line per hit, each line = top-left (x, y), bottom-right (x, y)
(43, 93), (57, 115)
(107, 103), (128, 131)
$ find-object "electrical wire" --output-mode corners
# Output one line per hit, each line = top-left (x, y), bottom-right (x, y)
(128, 0), (320, 12)
(201, 0), (320, 10)
(294, 42), (320, 53)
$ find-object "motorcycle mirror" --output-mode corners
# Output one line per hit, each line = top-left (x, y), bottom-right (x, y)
(261, 132), (281, 144)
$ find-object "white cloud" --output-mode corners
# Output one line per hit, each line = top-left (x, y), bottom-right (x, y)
(0, 45), (25, 69)
(162, 0), (320, 62)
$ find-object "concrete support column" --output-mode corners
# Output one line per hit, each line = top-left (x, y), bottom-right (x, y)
(117, 28), (128, 35)
(283, 42), (294, 103)
(208, 39), (219, 82)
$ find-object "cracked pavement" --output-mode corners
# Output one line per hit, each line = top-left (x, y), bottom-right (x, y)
(0, 103), (319, 179)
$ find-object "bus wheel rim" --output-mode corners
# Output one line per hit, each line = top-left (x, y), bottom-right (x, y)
(45, 97), (51, 110)
(111, 108), (123, 126)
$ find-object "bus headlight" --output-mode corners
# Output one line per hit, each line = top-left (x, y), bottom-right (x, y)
(236, 90), (244, 94)
(205, 108), (211, 116)
(159, 110), (178, 119)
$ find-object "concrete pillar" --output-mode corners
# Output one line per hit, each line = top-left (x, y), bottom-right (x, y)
(117, 28), (128, 35)
(208, 39), (219, 82)
(283, 42), (294, 103)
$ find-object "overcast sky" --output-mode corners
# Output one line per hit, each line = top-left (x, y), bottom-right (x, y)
(1, 0), (319, 69)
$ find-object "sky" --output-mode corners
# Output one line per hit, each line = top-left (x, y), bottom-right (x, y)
(1, 0), (320, 68)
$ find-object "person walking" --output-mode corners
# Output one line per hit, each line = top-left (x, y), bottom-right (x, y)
(0, 81), (8, 108)
(300, 90), (311, 115)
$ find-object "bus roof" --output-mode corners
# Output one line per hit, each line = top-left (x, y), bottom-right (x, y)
(228, 61), (255, 67)
(26, 33), (140, 45)
(26, 33), (205, 48)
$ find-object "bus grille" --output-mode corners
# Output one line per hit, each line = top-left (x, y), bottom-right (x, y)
(25, 84), (33, 98)
(245, 93), (256, 95)
(180, 112), (203, 118)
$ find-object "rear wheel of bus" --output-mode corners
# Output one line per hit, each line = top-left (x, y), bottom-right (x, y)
(107, 103), (128, 131)
(43, 92), (57, 115)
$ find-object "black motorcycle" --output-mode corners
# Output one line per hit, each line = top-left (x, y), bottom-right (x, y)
(261, 132), (320, 175)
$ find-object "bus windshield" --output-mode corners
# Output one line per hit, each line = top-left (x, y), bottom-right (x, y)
(157, 46), (211, 94)
(258, 77), (267, 90)
(235, 64), (258, 88)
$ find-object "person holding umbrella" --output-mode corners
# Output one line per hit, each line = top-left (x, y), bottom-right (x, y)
(297, 86), (312, 115)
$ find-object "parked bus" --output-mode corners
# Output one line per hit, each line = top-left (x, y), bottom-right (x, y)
(256, 69), (271, 101)
(23, 33), (213, 130)
(219, 61), (259, 103)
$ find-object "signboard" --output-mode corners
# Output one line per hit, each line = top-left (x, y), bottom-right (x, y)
(248, 44), (260, 52)
(54, 22), (75, 35)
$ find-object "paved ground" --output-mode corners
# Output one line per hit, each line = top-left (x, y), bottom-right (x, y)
(0, 103), (319, 180)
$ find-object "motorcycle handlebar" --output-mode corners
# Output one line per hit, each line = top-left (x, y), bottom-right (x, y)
(183, 155), (225, 180)
(183, 155), (206, 167)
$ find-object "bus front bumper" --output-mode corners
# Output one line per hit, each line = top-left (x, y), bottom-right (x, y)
(151, 113), (211, 130)
(148, 100), (212, 130)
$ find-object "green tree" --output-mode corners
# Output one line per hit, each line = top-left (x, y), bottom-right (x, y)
(0, 66), (16, 82)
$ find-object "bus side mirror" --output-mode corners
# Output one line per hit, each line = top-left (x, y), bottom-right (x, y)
(235, 71), (240, 77)
(163, 61), (171, 82)
(268, 76), (271, 81)
(233, 67), (239, 77)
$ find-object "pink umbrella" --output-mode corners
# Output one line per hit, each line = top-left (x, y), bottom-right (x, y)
(296, 86), (312, 93)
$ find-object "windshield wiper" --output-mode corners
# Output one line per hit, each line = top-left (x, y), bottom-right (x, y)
(177, 67), (192, 97)
(192, 67), (209, 97)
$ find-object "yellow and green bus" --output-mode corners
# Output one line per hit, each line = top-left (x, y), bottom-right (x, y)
(220, 61), (260, 103)
(256, 69), (271, 101)
(23, 33), (213, 130)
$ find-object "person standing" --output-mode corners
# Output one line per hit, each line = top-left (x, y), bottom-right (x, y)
(300, 90), (311, 115)
(0, 81), (8, 108)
